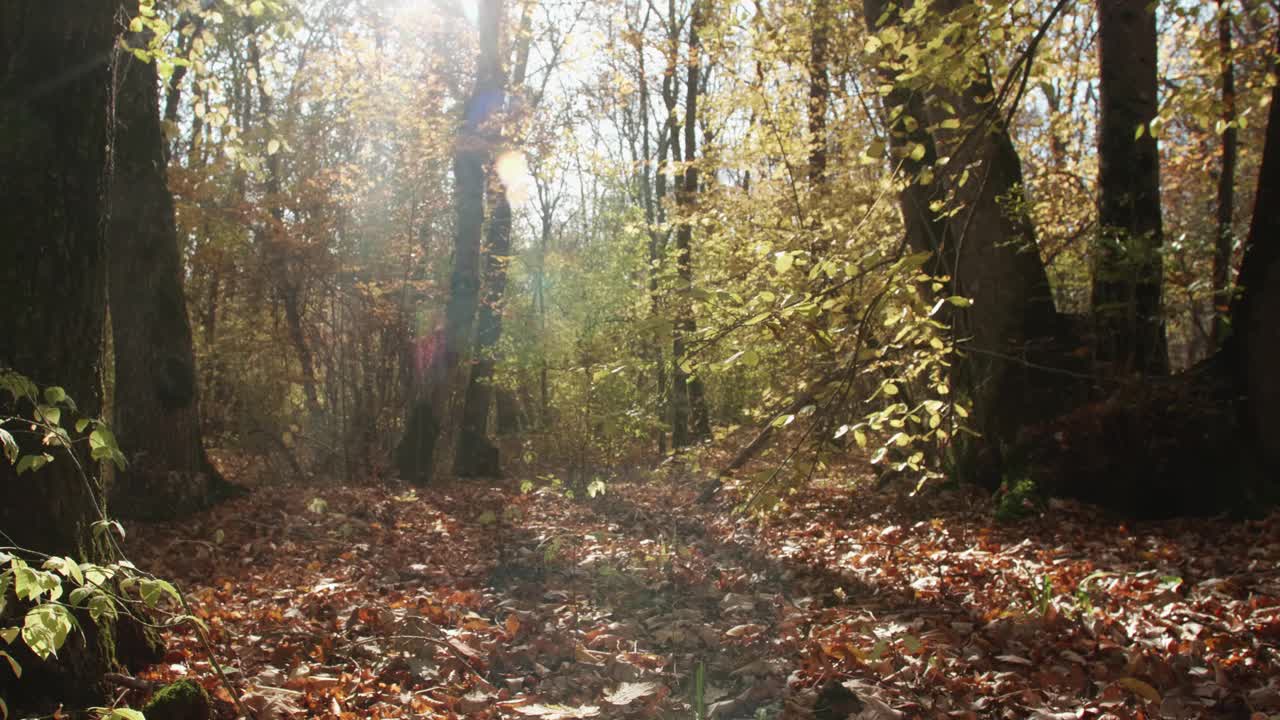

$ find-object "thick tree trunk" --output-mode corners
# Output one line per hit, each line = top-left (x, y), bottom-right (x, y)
(396, 0), (505, 483)
(1213, 0), (1237, 347)
(1093, 0), (1168, 376)
(1231, 30), (1280, 470)
(864, 0), (1079, 480)
(0, 2), (147, 711)
(107, 48), (230, 521)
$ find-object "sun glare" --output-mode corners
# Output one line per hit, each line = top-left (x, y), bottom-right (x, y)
(495, 150), (533, 206)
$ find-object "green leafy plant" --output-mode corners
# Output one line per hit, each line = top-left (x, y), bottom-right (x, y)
(995, 476), (1044, 523)
(0, 370), (227, 719)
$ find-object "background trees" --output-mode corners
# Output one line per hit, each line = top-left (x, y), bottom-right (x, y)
(4, 0), (1277, 561)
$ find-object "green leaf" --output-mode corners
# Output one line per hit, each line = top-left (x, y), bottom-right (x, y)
(87, 593), (118, 624)
(22, 604), (73, 660)
(139, 578), (180, 607)
(774, 252), (793, 274)
(15, 453), (53, 475)
(108, 709), (146, 720)
(75, 418), (91, 433)
(43, 557), (83, 586)
(13, 561), (60, 603)
(42, 387), (66, 405)
(34, 405), (60, 426)
(89, 426), (117, 452)
(908, 143), (926, 162)
(92, 520), (126, 541)
(0, 627), (17, 644)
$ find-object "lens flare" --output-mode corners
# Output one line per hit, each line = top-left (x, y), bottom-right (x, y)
(495, 150), (532, 206)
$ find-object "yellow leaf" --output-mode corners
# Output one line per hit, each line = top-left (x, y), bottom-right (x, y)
(1118, 677), (1161, 704)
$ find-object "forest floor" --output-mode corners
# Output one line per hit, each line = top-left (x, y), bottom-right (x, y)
(121, 458), (1280, 720)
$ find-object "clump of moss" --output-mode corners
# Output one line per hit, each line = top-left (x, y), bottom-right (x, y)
(142, 680), (212, 720)
(995, 476), (1044, 523)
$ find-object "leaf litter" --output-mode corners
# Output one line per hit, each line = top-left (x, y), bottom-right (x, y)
(122, 468), (1280, 719)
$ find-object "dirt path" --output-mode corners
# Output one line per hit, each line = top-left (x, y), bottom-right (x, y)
(124, 471), (1280, 719)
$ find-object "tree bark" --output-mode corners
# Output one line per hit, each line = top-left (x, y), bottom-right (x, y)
(672, 0), (711, 448)
(107, 46), (230, 521)
(808, 0), (830, 184)
(863, 0), (1079, 480)
(1093, 0), (1168, 376)
(455, 186), (512, 477)
(1230, 29), (1280, 470)
(1213, 0), (1237, 347)
(0, 2), (139, 711)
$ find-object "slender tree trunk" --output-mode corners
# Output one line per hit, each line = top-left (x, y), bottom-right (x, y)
(636, 8), (669, 454)
(107, 45), (229, 520)
(396, 0), (505, 483)
(455, 186), (512, 477)
(662, 0), (689, 446)
(808, 0), (830, 184)
(671, 0), (711, 447)
(1213, 0), (1238, 347)
(1093, 0), (1168, 375)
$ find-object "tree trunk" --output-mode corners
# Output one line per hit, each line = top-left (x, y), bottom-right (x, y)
(636, 6), (669, 455)
(863, 0), (1079, 481)
(672, 0), (711, 448)
(1230, 29), (1280, 471)
(455, 187), (512, 477)
(106, 47), (230, 521)
(456, 1), (532, 476)
(1093, 0), (1168, 376)
(395, 0), (505, 483)
(0, 2), (143, 711)
(1213, 0), (1237, 347)
(808, 0), (830, 184)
